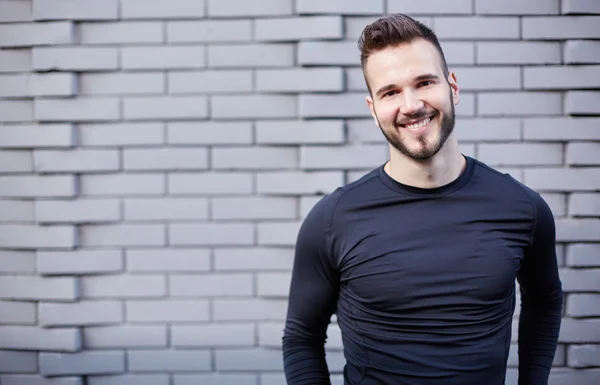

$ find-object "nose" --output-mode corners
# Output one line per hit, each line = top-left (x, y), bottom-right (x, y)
(399, 90), (424, 115)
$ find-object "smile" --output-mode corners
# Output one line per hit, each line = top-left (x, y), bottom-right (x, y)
(401, 116), (433, 130)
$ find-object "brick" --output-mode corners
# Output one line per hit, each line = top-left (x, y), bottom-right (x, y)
(212, 95), (296, 119)
(298, 41), (358, 66)
(0, 22), (73, 47)
(434, 17), (519, 39)
(0, 50), (31, 73)
(0, 100), (33, 123)
(172, 324), (255, 347)
(128, 350), (210, 372)
(0, 225), (76, 250)
(81, 73), (165, 95)
(32, 47), (118, 71)
(211, 0), (292, 16)
(168, 172), (253, 195)
(567, 143), (600, 166)
(525, 65), (600, 90)
(212, 147), (297, 170)
(0, 351), (37, 373)
(209, 44), (294, 68)
(255, 16), (342, 41)
(0, 150), (32, 173)
(478, 143), (562, 166)
(0, 124), (74, 148)
(256, 120), (344, 145)
(169, 223), (254, 246)
(347, 119), (385, 143)
(570, 193), (600, 217)
(79, 224), (166, 247)
(38, 249), (123, 275)
(389, 0), (472, 14)
(121, 0), (205, 18)
(81, 275), (166, 298)
(0, 326), (80, 352)
(346, 67), (369, 91)
(214, 299), (287, 321)
(168, 121), (252, 144)
(127, 300), (209, 322)
(568, 345), (600, 368)
(0, 199), (34, 224)
(168, 70), (252, 94)
(523, 16), (600, 39)
(33, 0), (117, 20)
(548, 369), (600, 385)
(40, 301), (123, 327)
(567, 295), (600, 318)
(214, 248), (294, 271)
(475, 0), (559, 14)
(0, 301), (36, 325)
(259, 322), (286, 347)
(36, 199), (120, 224)
(300, 93), (369, 118)
(88, 375), (168, 385)
(565, 40), (600, 64)
(301, 196), (323, 218)
(525, 168), (600, 192)
(35, 98), (120, 122)
(127, 249), (210, 272)
(0, 1), (31, 22)
(560, 268), (600, 292)
(0, 175), (75, 198)
(216, 349), (283, 371)
(0, 376), (82, 385)
(125, 198), (208, 221)
(213, 197), (297, 220)
(123, 148), (207, 171)
(541, 193), (566, 217)
(567, 244), (600, 267)
(257, 272), (291, 297)
(556, 219), (600, 242)
(452, 67), (521, 91)
(174, 374), (256, 385)
(0, 276), (78, 301)
(167, 20), (252, 43)
(80, 22), (163, 44)
(34, 149), (120, 173)
(563, 0), (600, 13)
(478, 92), (562, 116)
(566, 91), (600, 114)
(296, 0), (383, 14)
(476, 42), (561, 65)
(440, 42), (475, 65)
(122, 46), (205, 70)
(78, 123), (164, 147)
(170, 273), (254, 297)
(80, 174), (165, 197)
(257, 68), (343, 92)
(257, 171), (343, 195)
(84, 326), (167, 348)
(123, 96), (208, 120)
(524, 117), (600, 141)
(40, 351), (124, 376)
(0, 73), (75, 98)
(258, 222), (301, 246)
(301, 144), (387, 170)
(456, 118), (522, 141)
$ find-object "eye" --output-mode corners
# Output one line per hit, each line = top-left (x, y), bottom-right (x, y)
(418, 80), (434, 87)
(384, 90), (398, 97)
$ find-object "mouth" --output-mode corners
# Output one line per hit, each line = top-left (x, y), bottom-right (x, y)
(398, 115), (434, 130)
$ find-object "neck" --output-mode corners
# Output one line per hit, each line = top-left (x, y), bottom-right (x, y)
(385, 134), (466, 189)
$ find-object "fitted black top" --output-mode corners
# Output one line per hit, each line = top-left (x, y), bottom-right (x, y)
(282, 156), (563, 385)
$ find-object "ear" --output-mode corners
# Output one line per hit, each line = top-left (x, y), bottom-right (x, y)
(447, 71), (460, 106)
(366, 95), (380, 128)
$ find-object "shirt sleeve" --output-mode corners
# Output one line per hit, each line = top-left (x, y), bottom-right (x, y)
(517, 191), (564, 385)
(282, 191), (342, 385)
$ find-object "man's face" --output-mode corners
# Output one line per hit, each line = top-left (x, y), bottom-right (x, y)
(365, 39), (460, 161)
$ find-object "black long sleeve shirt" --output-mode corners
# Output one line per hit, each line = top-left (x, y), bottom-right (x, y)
(283, 156), (563, 385)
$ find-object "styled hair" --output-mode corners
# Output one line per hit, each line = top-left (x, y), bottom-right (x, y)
(358, 14), (449, 92)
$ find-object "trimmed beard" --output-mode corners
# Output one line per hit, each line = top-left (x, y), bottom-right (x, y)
(375, 90), (456, 161)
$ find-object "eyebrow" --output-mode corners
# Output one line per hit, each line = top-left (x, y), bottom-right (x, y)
(375, 73), (440, 97)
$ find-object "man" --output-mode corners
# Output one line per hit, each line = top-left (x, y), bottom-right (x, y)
(282, 14), (563, 385)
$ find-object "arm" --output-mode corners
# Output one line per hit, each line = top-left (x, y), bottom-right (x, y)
(517, 192), (564, 385)
(283, 193), (341, 385)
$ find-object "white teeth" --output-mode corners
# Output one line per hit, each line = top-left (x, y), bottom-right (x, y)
(405, 117), (431, 130)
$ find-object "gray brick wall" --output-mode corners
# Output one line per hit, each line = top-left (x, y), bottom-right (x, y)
(0, 0), (598, 384)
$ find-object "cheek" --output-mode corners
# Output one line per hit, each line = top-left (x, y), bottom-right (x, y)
(375, 102), (399, 123)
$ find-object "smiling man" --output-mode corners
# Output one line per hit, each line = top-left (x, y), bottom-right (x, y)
(282, 14), (563, 385)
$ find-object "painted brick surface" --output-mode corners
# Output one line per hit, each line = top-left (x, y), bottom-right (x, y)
(0, 2), (598, 384)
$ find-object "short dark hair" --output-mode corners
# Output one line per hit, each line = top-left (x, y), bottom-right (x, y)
(358, 14), (449, 92)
